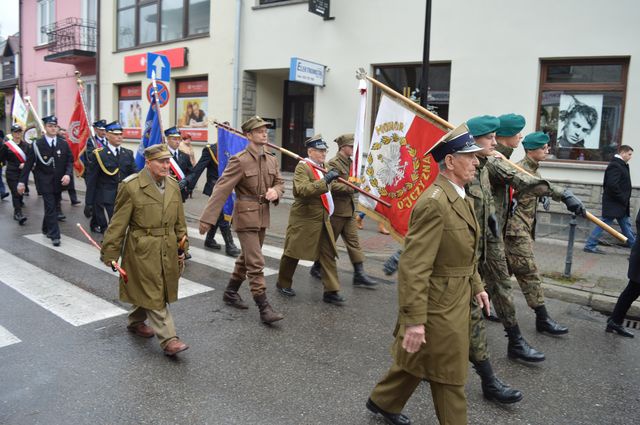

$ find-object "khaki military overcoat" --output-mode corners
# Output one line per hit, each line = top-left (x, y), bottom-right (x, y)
(101, 169), (188, 311)
(327, 153), (356, 217)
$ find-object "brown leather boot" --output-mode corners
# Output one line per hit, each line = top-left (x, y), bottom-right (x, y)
(222, 279), (248, 309)
(254, 293), (284, 324)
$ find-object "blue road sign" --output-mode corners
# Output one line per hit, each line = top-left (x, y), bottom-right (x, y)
(146, 53), (171, 82)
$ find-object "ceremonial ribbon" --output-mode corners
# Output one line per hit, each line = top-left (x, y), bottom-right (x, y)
(303, 159), (334, 216)
(5, 140), (27, 163)
(94, 149), (119, 176)
(206, 145), (219, 166)
(169, 157), (185, 180)
(32, 140), (55, 167)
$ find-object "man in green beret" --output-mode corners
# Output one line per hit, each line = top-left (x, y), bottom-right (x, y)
(504, 132), (570, 335)
(101, 143), (190, 356)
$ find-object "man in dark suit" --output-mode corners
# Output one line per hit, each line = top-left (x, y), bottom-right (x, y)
(0, 124), (30, 225)
(606, 209), (640, 337)
(164, 126), (193, 202)
(584, 145), (635, 253)
(85, 121), (137, 233)
(18, 115), (73, 246)
(83, 119), (108, 232)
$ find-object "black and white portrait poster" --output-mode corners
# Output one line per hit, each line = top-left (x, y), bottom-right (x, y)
(557, 94), (603, 149)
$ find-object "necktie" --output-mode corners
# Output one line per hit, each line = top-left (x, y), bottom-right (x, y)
(51, 138), (56, 148)
(115, 147), (120, 157)
(174, 152), (178, 161)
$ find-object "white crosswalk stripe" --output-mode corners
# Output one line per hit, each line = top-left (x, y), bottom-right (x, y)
(187, 245), (278, 275)
(24, 234), (213, 300)
(0, 325), (21, 348)
(187, 227), (313, 267)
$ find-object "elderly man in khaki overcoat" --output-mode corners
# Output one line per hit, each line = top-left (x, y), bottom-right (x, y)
(276, 135), (344, 304)
(101, 144), (190, 357)
(366, 124), (489, 425)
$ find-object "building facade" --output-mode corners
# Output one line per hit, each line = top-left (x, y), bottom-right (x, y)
(0, 34), (20, 134)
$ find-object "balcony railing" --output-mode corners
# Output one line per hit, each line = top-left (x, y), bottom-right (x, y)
(42, 17), (97, 64)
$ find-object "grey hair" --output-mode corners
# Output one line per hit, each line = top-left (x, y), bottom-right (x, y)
(438, 158), (448, 172)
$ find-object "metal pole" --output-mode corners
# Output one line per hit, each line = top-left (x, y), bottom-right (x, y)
(563, 214), (577, 278)
(419, 0), (432, 108)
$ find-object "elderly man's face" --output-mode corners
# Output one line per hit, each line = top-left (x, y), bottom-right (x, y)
(563, 113), (593, 144)
(96, 128), (107, 138)
(445, 153), (479, 185)
(146, 158), (170, 181)
(308, 147), (327, 164)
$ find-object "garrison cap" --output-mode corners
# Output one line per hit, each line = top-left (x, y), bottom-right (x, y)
(164, 126), (181, 137)
(10, 124), (23, 132)
(430, 123), (483, 162)
(467, 115), (500, 137)
(522, 132), (550, 150)
(305, 134), (328, 150)
(92, 119), (107, 129)
(496, 114), (526, 136)
(334, 133), (354, 148)
(144, 143), (172, 161)
(42, 115), (58, 125)
(241, 116), (271, 132)
(105, 121), (123, 134)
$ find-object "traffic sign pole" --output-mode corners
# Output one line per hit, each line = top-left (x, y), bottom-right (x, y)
(151, 71), (167, 144)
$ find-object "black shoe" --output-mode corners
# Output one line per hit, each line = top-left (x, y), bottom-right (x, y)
(13, 211), (28, 226)
(57, 213), (66, 221)
(353, 262), (378, 288)
(483, 310), (501, 322)
(323, 291), (345, 305)
(1, 192), (9, 200)
(309, 261), (321, 279)
(91, 225), (104, 234)
(606, 319), (634, 338)
(276, 285), (296, 297)
(505, 325), (546, 362)
(220, 226), (241, 257)
(366, 398), (411, 425)
(473, 359), (523, 404)
(20, 200), (25, 207)
(583, 247), (605, 254)
(71, 200), (82, 206)
(52, 238), (61, 247)
(535, 305), (569, 335)
(204, 238), (221, 250)
(184, 253), (192, 260)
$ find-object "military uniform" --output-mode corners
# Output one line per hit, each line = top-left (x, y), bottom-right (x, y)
(0, 125), (30, 224)
(165, 126), (193, 202)
(101, 144), (189, 356)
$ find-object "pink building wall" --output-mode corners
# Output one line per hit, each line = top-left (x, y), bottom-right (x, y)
(20, 0), (96, 127)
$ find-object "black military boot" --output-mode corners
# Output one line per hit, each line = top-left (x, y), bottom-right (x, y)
(472, 359), (523, 404)
(535, 305), (569, 335)
(13, 208), (27, 226)
(505, 325), (546, 362)
(222, 279), (248, 309)
(220, 226), (241, 257)
(309, 261), (321, 279)
(204, 226), (221, 249)
(253, 293), (284, 324)
(353, 262), (377, 288)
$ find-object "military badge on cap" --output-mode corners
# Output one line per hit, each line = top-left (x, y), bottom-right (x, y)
(305, 134), (328, 150)
(10, 124), (23, 132)
(105, 121), (123, 134)
(430, 123), (483, 162)
(92, 119), (107, 129)
(42, 115), (58, 125)
(164, 126), (181, 137)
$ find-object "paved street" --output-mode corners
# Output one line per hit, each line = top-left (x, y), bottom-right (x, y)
(1, 192), (639, 425)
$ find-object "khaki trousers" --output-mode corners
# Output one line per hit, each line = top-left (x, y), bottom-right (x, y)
(370, 362), (467, 425)
(231, 229), (267, 297)
(128, 305), (177, 348)
(330, 215), (364, 264)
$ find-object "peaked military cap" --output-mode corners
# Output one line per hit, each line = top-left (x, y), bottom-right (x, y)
(334, 133), (354, 148)
(305, 134), (328, 150)
(42, 115), (58, 125)
(144, 143), (172, 160)
(92, 119), (107, 129)
(522, 131), (550, 150)
(496, 114), (526, 136)
(241, 116), (272, 132)
(10, 124), (23, 132)
(164, 126), (181, 137)
(467, 115), (500, 137)
(105, 121), (123, 134)
(430, 123), (483, 162)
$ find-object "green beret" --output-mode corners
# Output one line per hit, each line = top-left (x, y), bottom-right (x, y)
(522, 132), (550, 150)
(467, 115), (500, 137)
(496, 114), (526, 136)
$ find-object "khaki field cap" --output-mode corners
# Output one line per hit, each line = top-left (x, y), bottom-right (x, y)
(334, 133), (354, 148)
(241, 116), (272, 132)
(144, 144), (173, 161)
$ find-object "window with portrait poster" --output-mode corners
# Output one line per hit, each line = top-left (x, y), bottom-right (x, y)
(118, 84), (142, 139)
(537, 58), (629, 163)
(176, 78), (208, 142)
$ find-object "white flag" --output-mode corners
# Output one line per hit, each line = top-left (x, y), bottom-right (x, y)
(12, 88), (29, 128)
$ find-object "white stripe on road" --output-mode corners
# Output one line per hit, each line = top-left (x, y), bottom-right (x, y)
(187, 245), (278, 276)
(187, 227), (313, 267)
(0, 325), (21, 348)
(0, 248), (126, 326)
(24, 234), (212, 300)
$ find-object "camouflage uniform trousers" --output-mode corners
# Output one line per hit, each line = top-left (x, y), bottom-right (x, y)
(504, 235), (545, 310)
(480, 241), (519, 328)
(469, 297), (489, 363)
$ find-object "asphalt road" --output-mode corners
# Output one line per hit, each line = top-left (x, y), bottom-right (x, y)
(1, 196), (639, 425)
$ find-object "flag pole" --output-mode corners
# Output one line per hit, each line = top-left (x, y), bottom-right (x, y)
(74, 71), (97, 141)
(210, 120), (391, 208)
(355, 69), (627, 243)
(23, 96), (47, 135)
(151, 71), (167, 144)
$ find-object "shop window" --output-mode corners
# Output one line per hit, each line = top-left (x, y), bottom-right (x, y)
(372, 63), (451, 122)
(537, 58), (629, 162)
(38, 85), (55, 117)
(117, 0), (210, 50)
(176, 78), (208, 141)
(118, 84), (142, 139)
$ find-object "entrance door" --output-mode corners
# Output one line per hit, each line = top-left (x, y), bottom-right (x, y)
(282, 81), (314, 172)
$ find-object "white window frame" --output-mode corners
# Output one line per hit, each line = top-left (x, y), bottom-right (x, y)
(38, 85), (56, 117)
(37, 0), (56, 45)
(82, 77), (97, 123)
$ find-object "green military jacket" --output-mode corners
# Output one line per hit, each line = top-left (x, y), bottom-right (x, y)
(282, 160), (338, 261)
(327, 153), (356, 218)
(466, 156), (494, 262)
(505, 156), (564, 238)
(101, 169), (189, 311)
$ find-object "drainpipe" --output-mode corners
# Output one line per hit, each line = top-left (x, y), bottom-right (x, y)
(96, 0), (101, 120)
(231, 0), (242, 128)
(18, 0), (24, 94)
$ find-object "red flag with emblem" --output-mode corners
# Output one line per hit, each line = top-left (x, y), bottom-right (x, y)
(67, 90), (90, 176)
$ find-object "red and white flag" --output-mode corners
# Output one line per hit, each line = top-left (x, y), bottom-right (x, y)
(68, 90), (91, 176)
(169, 157), (185, 180)
(359, 95), (447, 237)
(350, 79), (367, 182)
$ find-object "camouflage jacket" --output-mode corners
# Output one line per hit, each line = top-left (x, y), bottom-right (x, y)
(466, 156), (494, 262)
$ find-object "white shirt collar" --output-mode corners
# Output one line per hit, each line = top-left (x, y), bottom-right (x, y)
(446, 178), (466, 199)
(168, 147), (178, 156)
(614, 154), (623, 160)
(108, 144), (119, 156)
(46, 136), (56, 146)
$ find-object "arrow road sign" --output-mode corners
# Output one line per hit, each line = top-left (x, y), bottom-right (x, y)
(146, 52), (171, 82)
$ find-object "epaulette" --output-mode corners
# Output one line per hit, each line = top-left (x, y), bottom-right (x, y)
(122, 173), (138, 183)
(167, 174), (178, 182)
(94, 147), (104, 153)
(429, 187), (443, 199)
(236, 150), (247, 157)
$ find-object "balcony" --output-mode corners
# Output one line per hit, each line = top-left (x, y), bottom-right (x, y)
(43, 17), (96, 65)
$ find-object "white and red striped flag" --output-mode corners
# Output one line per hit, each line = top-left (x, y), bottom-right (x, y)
(350, 79), (367, 182)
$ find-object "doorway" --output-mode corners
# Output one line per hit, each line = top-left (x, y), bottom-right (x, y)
(282, 81), (314, 172)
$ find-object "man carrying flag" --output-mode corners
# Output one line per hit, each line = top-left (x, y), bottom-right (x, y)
(67, 89), (91, 178)
(0, 124), (29, 225)
(164, 126), (192, 201)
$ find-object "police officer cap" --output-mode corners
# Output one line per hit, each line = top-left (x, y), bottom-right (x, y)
(305, 134), (328, 150)
(496, 114), (526, 136)
(144, 143), (172, 161)
(522, 131), (550, 150)
(334, 133), (354, 148)
(164, 126), (181, 137)
(467, 115), (500, 137)
(92, 119), (107, 129)
(10, 124), (23, 132)
(105, 121), (123, 134)
(430, 123), (483, 162)
(241, 116), (272, 132)
(42, 115), (58, 125)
